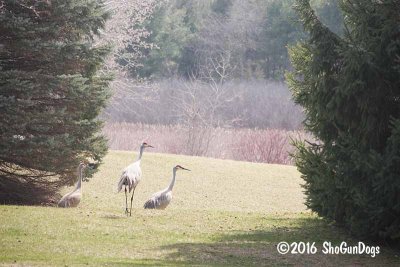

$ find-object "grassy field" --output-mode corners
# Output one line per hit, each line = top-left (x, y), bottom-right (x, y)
(0, 151), (399, 266)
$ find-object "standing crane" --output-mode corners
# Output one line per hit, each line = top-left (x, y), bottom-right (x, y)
(144, 165), (190, 210)
(117, 142), (154, 216)
(58, 162), (87, 208)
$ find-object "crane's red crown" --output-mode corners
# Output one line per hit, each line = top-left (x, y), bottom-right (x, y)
(141, 142), (154, 148)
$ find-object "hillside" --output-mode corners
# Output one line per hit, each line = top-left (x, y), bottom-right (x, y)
(83, 151), (305, 213)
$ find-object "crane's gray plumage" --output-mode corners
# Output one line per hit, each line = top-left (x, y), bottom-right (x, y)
(117, 142), (153, 216)
(144, 165), (190, 210)
(58, 162), (87, 208)
(117, 160), (141, 193)
(144, 190), (171, 210)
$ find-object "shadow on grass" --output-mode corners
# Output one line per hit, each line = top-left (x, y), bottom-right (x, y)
(157, 216), (400, 267)
(101, 214), (124, 220)
(97, 259), (193, 266)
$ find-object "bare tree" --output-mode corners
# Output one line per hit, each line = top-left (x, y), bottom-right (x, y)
(191, 0), (268, 80)
(96, 0), (160, 121)
(98, 0), (159, 73)
(170, 74), (241, 156)
(103, 78), (160, 122)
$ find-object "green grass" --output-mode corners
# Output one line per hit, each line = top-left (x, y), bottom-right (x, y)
(0, 151), (399, 266)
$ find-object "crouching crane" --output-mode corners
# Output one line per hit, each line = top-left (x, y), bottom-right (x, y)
(58, 162), (87, 208)
(117, 142), (154, 216)
(144, 165), (190, 210)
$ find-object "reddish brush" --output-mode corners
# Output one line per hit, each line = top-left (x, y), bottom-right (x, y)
(102, 123), (312, 165)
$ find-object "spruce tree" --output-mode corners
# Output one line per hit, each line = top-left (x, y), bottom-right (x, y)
(287, 0), (400, 240)
(0, 0), (111, 204)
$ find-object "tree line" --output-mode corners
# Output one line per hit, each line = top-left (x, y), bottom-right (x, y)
(124, 0), (343, 81)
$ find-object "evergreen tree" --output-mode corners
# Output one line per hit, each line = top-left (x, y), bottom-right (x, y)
(132, 0), (194, 78)
(259, 0), (305, 80)
(0, 0), (111, 204)
(287, 0), (400, 240)
(258, 0), (342, 80)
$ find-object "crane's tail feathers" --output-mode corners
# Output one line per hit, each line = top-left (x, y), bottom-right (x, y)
(58, 199), (68, 208)
(58, 193), (69, 208)
(144, 199), (156, 209)
(117, 175), (127, 193)
(117, 184), (123, 193)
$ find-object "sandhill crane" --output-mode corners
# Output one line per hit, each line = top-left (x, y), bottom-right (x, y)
(144, 165), (190, 210)
(58, 162), (87, 208)
(117, 142), (154, 216)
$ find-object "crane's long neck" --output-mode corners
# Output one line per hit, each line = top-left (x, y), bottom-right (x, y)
(136, 145), (144, 162)
(168, 169), (177, 191)
(75, 166), (83, 190)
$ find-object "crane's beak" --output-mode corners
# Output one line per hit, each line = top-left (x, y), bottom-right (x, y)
(147, 144), (154, 148)
(182, 167), (191, 171)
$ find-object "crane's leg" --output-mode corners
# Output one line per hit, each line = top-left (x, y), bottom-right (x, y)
(125, 185), (129, 216)
(129, 188), (136, 217)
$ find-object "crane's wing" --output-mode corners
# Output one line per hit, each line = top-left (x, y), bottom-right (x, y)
(143, 190), (161, 209)
(58, 191), (72, 207)
(117, 162), (142, 193)
(58, 189), (82, 208)
(144, 191), (170, 209)
(66, 191), (81, 207)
